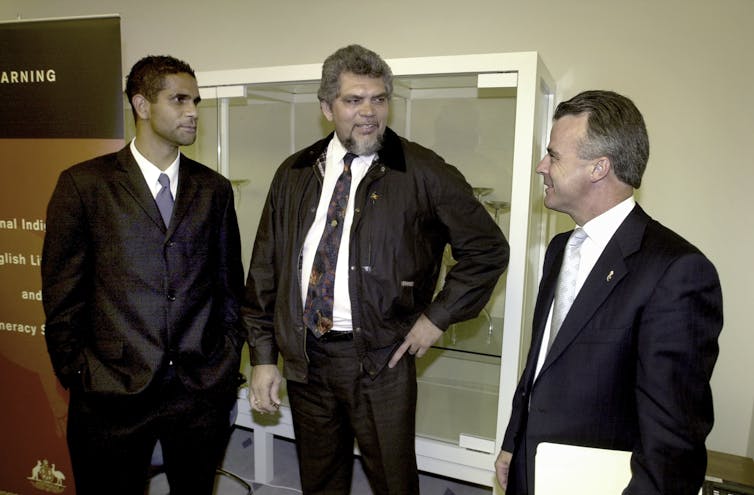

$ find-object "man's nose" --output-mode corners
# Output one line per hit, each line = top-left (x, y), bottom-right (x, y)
(535, 155), (549, 175)
(359, 100), (376, 116)
(185, 101), (199, 117)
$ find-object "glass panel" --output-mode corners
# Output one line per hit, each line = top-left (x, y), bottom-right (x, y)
(405, 85), (516, 359)
(398, 78), (517, 447)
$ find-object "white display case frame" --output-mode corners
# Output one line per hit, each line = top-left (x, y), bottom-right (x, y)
(195, 51), (555, 492)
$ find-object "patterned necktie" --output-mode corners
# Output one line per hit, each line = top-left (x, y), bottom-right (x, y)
(303, 153), (356, 336)
(156, 173), (174, 227)
(548, 227), (588, 350)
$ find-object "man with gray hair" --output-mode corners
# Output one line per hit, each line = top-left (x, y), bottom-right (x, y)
(242, 44), (509, 493)
(496, 90), (723, 494)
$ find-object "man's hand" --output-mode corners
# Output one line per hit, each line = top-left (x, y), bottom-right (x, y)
(249, 364), (282, 414)
(495, 450), (513, 490)
(388, 314), (443, 368)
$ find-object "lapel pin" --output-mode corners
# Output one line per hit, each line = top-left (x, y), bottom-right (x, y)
(370, 192), (380, 201)
(606, 270), (614, 282)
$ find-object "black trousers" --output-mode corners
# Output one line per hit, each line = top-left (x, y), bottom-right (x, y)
(287, 332), (419, 495)
(66, 367), (233, 495)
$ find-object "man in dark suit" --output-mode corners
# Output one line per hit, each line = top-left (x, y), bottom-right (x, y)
(41, 55), (245, 495)
(495, 90), (723, 494)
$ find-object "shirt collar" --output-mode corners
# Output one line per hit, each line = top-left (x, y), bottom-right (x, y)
(580, 196), (636, 249)
(130, 139), (180, 192)
(329, 134), (376, 167)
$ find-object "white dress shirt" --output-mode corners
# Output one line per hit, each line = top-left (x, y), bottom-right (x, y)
(533, 196), (636, 379)
(130, 139), (179, 200)
(300, 136), (374, 332)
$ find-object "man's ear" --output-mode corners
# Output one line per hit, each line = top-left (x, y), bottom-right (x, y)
(132, 94), (150, 120)
(320, 100), (334, 122)
(590, 158), (610, 182)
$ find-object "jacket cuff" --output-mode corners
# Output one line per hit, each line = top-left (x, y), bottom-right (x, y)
(423, 304), (452, 331)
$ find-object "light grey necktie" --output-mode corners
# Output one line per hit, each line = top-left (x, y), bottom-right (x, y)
(548, 227), (588, 350)
(155, 173), (174, 227)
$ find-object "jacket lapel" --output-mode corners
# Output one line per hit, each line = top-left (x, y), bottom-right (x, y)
(169, 154), (200, 235)
(115, 147), (166, 231)
(529, 244), (564, 358)
(538, 205), (648, 373)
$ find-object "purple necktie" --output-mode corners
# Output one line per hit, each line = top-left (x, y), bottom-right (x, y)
(303, 153), (356, 336)
(156, 173), (174, 227)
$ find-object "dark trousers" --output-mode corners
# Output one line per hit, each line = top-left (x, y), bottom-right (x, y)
(287, 332), (419, 495)
(66, 367), (233, 495)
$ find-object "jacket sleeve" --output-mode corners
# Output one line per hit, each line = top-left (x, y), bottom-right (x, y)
(41, 170), (90, 389)
(626, 252), (722, 494)
(217, 180), (246, 353)
(241, 177), (280, 366)
(423, 162), (510, 330)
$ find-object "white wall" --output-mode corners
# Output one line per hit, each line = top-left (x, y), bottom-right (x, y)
(4, 0), (753, 459)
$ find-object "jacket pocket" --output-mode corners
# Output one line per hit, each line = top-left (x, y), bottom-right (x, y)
(397, 280), (415, 310)
(93, 339), (125, 360)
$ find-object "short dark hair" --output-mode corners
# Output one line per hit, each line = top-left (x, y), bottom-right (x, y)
(317, 45), (393, 105)
(125, 55), (196, 118)
(554, 90), (649, 188)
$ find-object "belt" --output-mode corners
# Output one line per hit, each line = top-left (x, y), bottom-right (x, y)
(315, 331), (354, 343)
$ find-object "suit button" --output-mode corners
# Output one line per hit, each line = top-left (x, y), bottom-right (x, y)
(167, 292), (176, 301)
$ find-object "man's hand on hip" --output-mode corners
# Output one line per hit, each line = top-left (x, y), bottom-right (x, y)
(389, 314), (443, 368)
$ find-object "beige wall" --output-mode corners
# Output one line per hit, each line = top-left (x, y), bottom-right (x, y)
(5, 0), (752, 459)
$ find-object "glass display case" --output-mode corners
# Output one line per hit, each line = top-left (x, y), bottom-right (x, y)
(160, 52), (555, 491)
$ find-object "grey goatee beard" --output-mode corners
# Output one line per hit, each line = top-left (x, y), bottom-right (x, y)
(343, 131), (384, 156)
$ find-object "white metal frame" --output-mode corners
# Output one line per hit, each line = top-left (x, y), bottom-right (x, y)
(197, 52), (555, 492)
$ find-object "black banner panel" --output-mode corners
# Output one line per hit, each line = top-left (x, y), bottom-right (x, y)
(0, 16), (123, 138)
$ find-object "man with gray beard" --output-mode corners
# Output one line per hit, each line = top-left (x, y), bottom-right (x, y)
(242, 44), (509, 494)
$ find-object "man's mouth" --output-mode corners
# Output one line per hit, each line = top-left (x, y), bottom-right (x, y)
(354, 123), (378, 133)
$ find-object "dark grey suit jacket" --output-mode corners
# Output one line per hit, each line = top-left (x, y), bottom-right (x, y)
(42, 146), (245, 398)
(502, 204), (723, 495)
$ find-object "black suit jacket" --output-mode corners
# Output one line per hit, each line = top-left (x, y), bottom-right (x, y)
(502, 204), (723, 495)
(42, 146), (245, 398)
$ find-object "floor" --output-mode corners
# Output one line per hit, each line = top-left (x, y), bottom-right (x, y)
(146, 426), (494, 494)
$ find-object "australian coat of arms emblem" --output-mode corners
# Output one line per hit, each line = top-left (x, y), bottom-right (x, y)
(27, 459), (66, 493)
